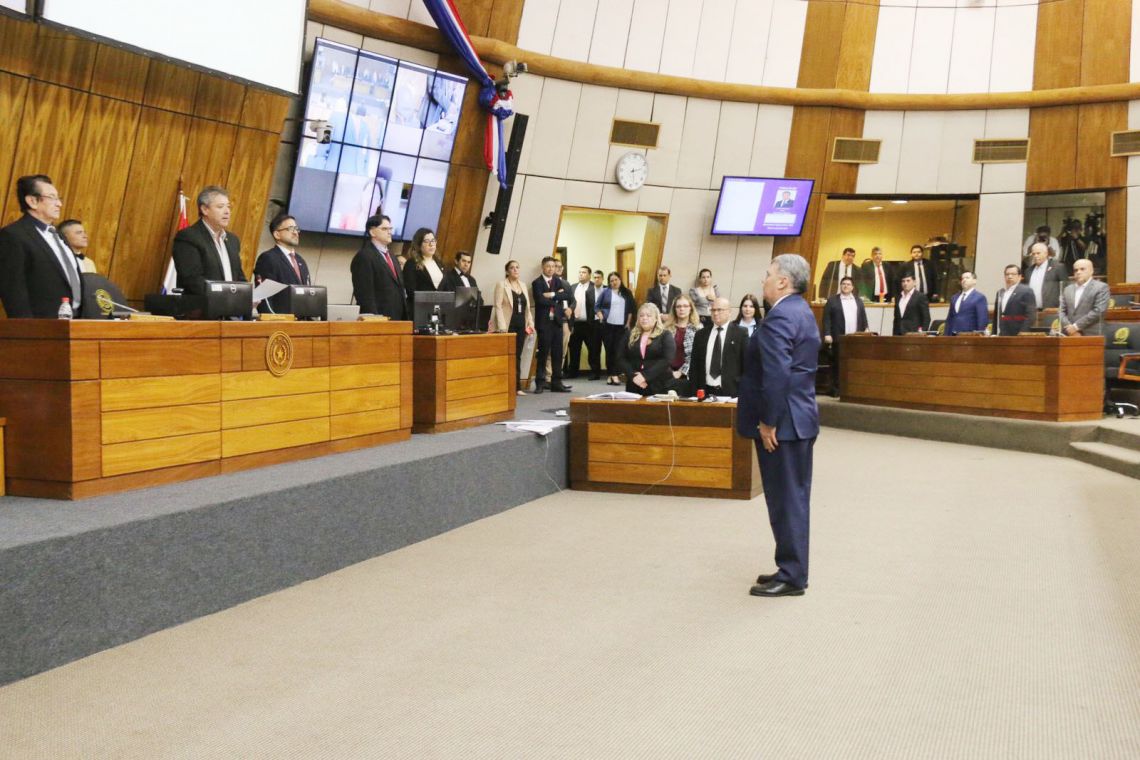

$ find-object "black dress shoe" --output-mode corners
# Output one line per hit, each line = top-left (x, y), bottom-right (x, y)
(549, 383), (572, 392)
(533, 384), (545, 394)
(755, 573), (777, 584)
(749, 580), (805, 597)
(588, 373), (601, 381)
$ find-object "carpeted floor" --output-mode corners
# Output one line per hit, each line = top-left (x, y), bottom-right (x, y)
(1, 427), (1138, 759)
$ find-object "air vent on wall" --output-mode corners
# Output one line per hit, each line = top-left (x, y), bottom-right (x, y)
(1111, 130), (1140, 157)
(973, 138), (1030, 163)
(832, 138), (881, 164)
(610, 119), (660, 149)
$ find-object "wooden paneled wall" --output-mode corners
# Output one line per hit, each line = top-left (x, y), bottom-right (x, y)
(774, 0), (880, 272)
(0, 15), (290, 304)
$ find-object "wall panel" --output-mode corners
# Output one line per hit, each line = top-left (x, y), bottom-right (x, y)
(936, 110), (986, 194)
(515, 0), (559, 54)
(856, 110), (904, 195)
(990, 5), (1038, 92)
(748, 105), (795, 178)
(32, 24), (97, 91)
(1107, 187), (1126, 284)
(725, 0), (772, 87)
(761, 0), (808, 88)
(659, 0), (701, 78)
(1075, 103), (1128, 189)
(647, 94), (687, 188)
(1081, 0), (1130, 86)
(980, 108), (1029, 194)
(0, 73), (29, 224)
(588, 0), (635, 68)
(624, 0), (669, 74)
(525, 78), (581, 179)
(869, 5), (915, 93)
(228, 127), (284, 274)
(550, 0), (597, 62)
(1033, 0), (1083, 90)
(89, 44), (149, 103)
(711, 102), (758, 190)
(566, 85), (619, 182)
(1027, 106), (1079, 192)
(906, 2), (954, 94)
(674, 99), (721, 190)
(976, 192), (1026, 295)
(692, 0), (735, 84)
(947, 4), (995, 95)
(896, 111), (945, 194)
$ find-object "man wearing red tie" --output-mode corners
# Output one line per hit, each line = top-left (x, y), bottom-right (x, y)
(254, 213), (311, 315)
(351, 214), (408, 319)
(860, 246), (895, 303)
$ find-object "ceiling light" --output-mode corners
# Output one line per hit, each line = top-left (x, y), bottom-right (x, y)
(868, 206), (884, 211)
(891, 200), (908, 205)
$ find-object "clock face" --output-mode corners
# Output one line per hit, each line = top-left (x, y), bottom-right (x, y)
(616, 152), (648, 191)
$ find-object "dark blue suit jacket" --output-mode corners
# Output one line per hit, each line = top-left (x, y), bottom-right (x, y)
(736, 293), (820, 441)
(945, 289), (988, 335)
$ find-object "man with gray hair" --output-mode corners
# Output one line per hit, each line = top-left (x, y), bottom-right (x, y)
(736, 253), (820, 598)
(171, 185), (245, 296)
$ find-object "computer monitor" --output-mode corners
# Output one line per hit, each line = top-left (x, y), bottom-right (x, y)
(453, 286), (483, 333)
(205, 280), (254, 319)
(283, 285), (328, 320)
(413, 291), (454, 331)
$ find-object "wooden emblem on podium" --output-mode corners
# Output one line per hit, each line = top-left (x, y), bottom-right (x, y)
(265, 331), (294, 376)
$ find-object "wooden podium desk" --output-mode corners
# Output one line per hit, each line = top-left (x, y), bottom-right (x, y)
(840, 334), (1103, 422)
(0, 320), (412, 500)
(569, 398), (762, 500)
(412, 333), (516, 433)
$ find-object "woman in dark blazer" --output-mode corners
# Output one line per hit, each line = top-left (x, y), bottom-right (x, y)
(595, 271), (637, 385)
(616, 303), (676, 396)
(401, 227), (443, 305)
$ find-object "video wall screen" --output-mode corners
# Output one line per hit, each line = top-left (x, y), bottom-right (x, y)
(289, 39), (468, 240)
(710, 176), (816, 237)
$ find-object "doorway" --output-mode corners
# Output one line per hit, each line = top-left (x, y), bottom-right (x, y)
(553, 207), (669, 304)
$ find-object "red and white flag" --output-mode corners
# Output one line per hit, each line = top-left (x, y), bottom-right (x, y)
(161, 191), (188, 293)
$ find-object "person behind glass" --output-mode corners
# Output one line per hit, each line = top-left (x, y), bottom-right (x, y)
(401, 227), (443, 305)
(689, 297), (747, 397)
(254, 213), (311, 314)
(664, 293), (701, 396)
(566, 265), (600, 379)
(822, 276), (868, 397)
(531, 256), (573, 393)
(492, 259), (534, 395)
(689, 268), (720, 327)
(58, 219), (96, 273)
(616, 303), (676, 396)
(440, 250), (477, 291)
(733, 293), (762, 338)
(596, 271), (636, 385)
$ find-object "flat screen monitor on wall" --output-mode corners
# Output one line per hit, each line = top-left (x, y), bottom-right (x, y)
(0, 0), (29, 15)
(289, 38), (468, 240)
(710, 177), (815, 237)
(39, 0), (305, 94)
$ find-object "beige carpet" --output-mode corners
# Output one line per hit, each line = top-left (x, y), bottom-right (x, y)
(2, 428), (1139, 759)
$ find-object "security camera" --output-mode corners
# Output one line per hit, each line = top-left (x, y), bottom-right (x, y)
(306, 119), (331, 144)
(502, 60), (527, 78)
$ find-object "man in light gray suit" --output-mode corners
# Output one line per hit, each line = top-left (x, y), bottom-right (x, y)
(1059, 258), (1110, 336)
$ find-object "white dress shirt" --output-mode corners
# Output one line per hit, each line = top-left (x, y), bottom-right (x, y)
(839, 294), (859, 334)
(206, 224), (234, 281)
(574, 282), (589, 321)
(1028, 265), (1047, 307)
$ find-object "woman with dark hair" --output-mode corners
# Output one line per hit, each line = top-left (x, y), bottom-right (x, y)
(664, 293), (700, 396)
(401, 227), (443, 303)
(595, 271), (637, 385)
(689, 268), (720, 327)
(491, 259), (534, 394)
(733, 293), (762, 338)
(616, 303), (675, 396)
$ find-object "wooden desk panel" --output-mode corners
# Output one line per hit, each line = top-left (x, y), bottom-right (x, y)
(0, 320), (412, 499)
(840, 334), (1103, 421)
(569, 399), (762, 500)
(412, 334), (516, 433)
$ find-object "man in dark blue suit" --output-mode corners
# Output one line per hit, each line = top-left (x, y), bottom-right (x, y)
(736, 254), (820, 597)
(253, 213), (312, 315)
(944, 270), (988, 335)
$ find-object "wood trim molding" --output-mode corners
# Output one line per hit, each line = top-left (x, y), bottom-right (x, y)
(309, 0), (1140, 112)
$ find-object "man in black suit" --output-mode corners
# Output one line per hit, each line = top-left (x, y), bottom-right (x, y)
(0, 174), (86, 318)
(992, 264), (1037, 336)
(773, 190), (795, 209)
(645, 265), (682, 314)
(893, 272), (931, 335)
(351, 214), (407, 319)
(897, 244), (940, 303)
(1023, 242), (1067, 310)
(818, 247), (865, 300)
(253, 213), (311, 315)
(439, 250), (477, 291)
(861, 246), (895, 303)
(566, 265), (600, 379)
(688, 297), (747, 396)
(531, 256), (573, 393)
(171, 185), (245, 296)
(822, 276), (868, 397)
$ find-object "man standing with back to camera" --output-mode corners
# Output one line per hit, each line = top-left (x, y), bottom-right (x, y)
(737, 254), (820, 598)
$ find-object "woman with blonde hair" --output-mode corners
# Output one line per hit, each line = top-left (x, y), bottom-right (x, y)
(401, 227), (444, 304)
(664, 294), (700, 396)
(616, 303), (675, 396)
(491, 259), (534, 394)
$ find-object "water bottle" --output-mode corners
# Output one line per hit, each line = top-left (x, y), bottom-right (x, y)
(58, 297), (72, 320)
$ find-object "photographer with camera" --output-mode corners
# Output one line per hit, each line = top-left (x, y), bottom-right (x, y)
(1021, 225), (1060, 266)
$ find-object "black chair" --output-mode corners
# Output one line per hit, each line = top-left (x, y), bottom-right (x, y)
(1104, 323), (1140, 418)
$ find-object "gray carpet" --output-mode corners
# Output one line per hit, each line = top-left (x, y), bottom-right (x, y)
(2, 427), (1138, 759)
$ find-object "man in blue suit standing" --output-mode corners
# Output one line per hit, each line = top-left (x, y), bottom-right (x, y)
(737, 254), (820, 598)
(944, 271), (989, 335)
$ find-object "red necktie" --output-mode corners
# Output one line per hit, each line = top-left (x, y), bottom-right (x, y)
(381, 249), (397, 279)
(288, 252), (302, 282)
(877, 266), (885, 295)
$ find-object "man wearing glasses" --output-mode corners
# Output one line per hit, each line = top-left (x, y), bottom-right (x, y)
(352, 214), (408, 320)
(688, 297), (747, 397)
(172, 185), (246, 296)
(254, 213), (311, 315)
(0, 174), (86, 318)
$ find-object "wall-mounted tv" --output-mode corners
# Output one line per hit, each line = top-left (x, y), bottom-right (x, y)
(710, 176), (815, 237)
(288, 39), (467, 240)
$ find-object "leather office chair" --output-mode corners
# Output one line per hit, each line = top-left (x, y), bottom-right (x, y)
(1104, 323), (1140, 418)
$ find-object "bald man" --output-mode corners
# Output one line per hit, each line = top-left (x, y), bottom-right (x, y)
(688, 297), (747, 396)
(1023, 242), (1067, 310)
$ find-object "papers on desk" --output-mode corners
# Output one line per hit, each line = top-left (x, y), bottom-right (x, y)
(497, 420), (570, 436)
(253, 279), (288, 302)
(585, 391), (643, 400)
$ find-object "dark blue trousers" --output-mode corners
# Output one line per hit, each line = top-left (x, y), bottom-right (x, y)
(755, 437), (815, 589)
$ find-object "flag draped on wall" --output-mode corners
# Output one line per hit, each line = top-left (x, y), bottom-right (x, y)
(420, 0), (514, 188)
